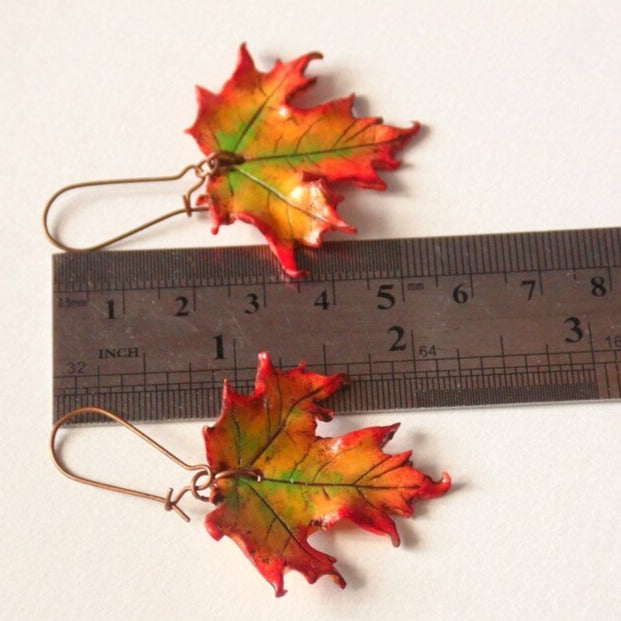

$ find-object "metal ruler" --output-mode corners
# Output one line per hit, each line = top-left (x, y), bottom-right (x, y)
(53, 227), (621, 423)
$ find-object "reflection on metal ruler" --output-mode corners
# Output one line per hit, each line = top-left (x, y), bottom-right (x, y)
(53, 227), (621, 422)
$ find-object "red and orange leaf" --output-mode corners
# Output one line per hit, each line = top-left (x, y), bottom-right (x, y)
(203, 352), (450, 596)
(187, 45), (419, 277)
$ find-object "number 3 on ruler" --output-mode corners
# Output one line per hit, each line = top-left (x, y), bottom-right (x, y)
(564, 316), (584, 343)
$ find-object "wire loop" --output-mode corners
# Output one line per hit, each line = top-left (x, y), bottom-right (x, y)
(42, 158), (217, 253)
(51, 406), (262, 522)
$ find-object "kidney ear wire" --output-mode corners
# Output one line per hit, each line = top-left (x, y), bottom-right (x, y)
(42, 151), (244, 252)
(50, 406), (262, 522)
(50, 406), (213, 522)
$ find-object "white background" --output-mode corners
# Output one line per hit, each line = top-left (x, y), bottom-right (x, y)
(1, 1), (620, 619)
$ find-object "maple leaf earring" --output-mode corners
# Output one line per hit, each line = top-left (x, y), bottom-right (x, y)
(51, 353), (450, 597)
(43, 44), (419, 277)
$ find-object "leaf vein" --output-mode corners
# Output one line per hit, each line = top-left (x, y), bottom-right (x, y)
(342, 118), (380, 144)
(352, 454), (392, 485)
(233, 65), (299, 153)
(331, 118), (358, 148)
(366, 461), (407, 482)
(232, 410), (242, 468)
(354, 486), (380, 512)
(293, 117), (322, 154)
(287, 445), (312, 480)
(243, 136), (406, 164)
(260, 477), (421, 491)
(246, 376), (343, 467)
(244, 482), (325, 562)
(234, 167), (335, 227)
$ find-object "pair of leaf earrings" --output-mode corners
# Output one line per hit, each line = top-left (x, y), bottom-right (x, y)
(49, 45), (450, 596)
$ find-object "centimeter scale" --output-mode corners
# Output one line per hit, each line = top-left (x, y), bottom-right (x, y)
(53, 227), (621, 423)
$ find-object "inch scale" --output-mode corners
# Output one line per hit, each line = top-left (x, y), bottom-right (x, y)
(53, 227), (621, 423)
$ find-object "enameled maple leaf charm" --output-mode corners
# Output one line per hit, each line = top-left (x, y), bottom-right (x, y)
(187, 45), (419, 277)
(203, 352), (450, 596)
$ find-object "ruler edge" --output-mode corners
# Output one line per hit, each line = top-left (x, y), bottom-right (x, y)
(53, 225), (621, 290)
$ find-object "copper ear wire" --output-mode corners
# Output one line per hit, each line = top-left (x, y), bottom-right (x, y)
(50, 406), (213, 522)
(50, 406), (262, 522)
(43, 151), (244, 253)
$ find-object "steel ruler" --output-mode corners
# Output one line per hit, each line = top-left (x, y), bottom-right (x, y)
(53, 227), (621, 423)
